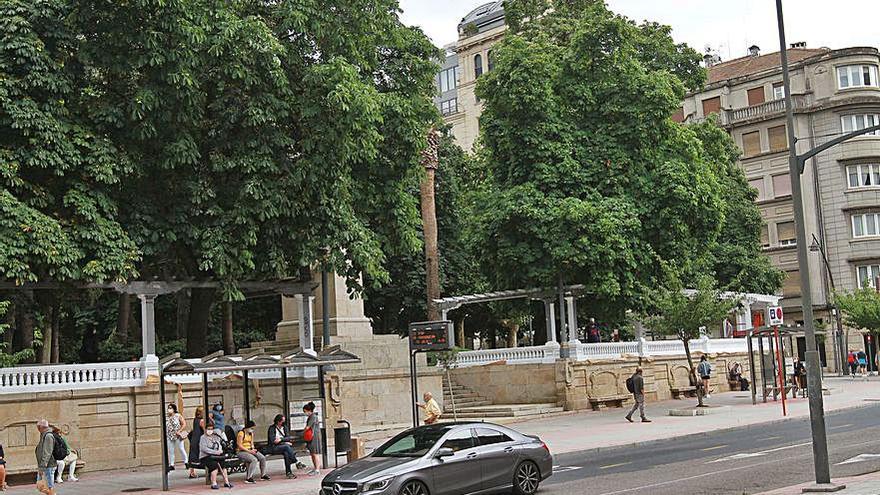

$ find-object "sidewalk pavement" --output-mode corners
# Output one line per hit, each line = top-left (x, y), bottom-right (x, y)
(6, 375), (879, 495)
(756, 470), (880, 494)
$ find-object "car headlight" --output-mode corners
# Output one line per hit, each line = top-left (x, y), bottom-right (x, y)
(363, 477), (394, 493)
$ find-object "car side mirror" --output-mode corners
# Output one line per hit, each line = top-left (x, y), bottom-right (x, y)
(435, 447), (455, 459)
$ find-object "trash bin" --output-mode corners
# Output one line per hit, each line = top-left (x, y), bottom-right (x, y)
(334, 420), (352, 467)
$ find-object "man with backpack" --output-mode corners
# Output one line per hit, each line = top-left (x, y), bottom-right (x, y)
(624, 368), (650, 423)
(34, 420), (56, 493)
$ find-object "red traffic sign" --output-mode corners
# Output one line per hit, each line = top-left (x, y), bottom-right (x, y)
(768, 306), (784, 326)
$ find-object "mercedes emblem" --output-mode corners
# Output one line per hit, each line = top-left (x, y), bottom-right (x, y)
(332, 483), (343, 495)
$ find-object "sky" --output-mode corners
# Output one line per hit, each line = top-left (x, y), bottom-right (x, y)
(398, 0), (880, 60)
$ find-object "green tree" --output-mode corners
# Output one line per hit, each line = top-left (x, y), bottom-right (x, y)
(475, 1), (723, 320)
(836, 288), (880, 336)
(365, 132), (488, 336)
(643, 275), (735, 406)
(688, 120), (784, 294)
(65, 0), (438, 355)
(0, 301), (34, 366)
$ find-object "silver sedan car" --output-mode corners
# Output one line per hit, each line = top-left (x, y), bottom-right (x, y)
(321, 422), (552, 495)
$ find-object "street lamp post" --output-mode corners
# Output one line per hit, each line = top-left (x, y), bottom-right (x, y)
(775, 0), (880, 490)
(809, 235), (847, 376)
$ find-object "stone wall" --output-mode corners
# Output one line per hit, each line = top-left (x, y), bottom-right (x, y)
(451, 350), (760, 411)
(449, 363), (557, 405)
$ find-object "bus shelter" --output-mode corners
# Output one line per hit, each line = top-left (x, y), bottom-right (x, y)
(746, 327), (816, 406)
(158, 346), (360, 491)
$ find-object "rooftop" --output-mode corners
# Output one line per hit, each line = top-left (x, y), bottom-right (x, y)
(707, 48), (830, 84)
(458, 1), (505, 36)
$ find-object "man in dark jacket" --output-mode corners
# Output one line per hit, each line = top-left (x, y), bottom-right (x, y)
(267, 414), (303, 478)
(625, 368), (651, 423)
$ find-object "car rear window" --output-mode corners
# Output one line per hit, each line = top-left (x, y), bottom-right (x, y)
(474, 427), (513, 446)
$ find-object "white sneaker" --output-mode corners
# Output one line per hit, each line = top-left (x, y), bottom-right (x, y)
(70, 476), (79, 482)
(307, 469), (320, 476)
(56, 478), (63, 484)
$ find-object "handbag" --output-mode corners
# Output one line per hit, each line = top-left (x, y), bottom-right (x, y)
(303, 427), (314, 442)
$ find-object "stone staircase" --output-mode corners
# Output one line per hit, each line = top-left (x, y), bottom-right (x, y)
(442, 375), (564, 420)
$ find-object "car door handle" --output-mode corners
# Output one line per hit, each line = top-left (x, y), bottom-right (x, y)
(466, 452), (478, 459)
(504, 446), (514, 453)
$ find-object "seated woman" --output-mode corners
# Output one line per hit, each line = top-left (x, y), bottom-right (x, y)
(52, 427), (78, 483)
(199, 421), (233, 490)
(0, 441), (7, 491)
(266, 414), (302, 479)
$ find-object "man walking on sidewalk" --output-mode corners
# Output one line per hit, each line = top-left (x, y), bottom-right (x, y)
(625, 368), (651, 423)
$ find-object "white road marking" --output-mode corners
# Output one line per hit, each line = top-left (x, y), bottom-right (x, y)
(707, 441), (812, 463)
(836, 453), (880, 465)
(593, 438), (880, 495)
(552, 465), (583, 473)
(599, 462), (631, 470)
(700, 444), (727, 451)
(830, 423), (853, 430)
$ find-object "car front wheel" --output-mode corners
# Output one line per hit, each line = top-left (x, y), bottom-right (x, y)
(399, 480), (429, 495)
(513, 461), (541, 495)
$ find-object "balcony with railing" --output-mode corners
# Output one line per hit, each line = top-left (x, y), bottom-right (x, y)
(727, 94), (811, 125)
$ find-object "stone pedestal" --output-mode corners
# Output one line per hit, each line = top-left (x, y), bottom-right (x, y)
(277, 271), (372, 346)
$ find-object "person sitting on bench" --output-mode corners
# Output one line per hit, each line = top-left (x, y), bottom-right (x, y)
(266, 414), (304, 479)
(236, 420), (269, 484)
(199, 421), (233, 490)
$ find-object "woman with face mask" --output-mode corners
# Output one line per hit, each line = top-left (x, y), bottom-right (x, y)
(165, 404), (188, 472)
(235, 420), (268, 484)
(199, 421), (232, 490)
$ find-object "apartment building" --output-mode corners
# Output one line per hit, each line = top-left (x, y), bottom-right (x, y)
(434, 1), (506, 151)
(680, 45), (880, 359)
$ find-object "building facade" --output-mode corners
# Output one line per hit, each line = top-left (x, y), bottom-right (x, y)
(680, 45), (880, 361)
(434, 1), (506, 152)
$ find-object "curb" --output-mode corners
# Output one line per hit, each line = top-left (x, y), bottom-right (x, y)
(551, 401), (875, 459)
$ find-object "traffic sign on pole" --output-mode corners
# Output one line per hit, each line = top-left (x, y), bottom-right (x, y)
(768, 306), (784, 326)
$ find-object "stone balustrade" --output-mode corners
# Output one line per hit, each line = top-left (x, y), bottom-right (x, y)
(0, 361), (147, 394)
(451, 343), (561, 368)
(449, 337), (755, 367)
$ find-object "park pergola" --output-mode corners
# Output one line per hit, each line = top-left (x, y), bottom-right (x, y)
(434, 284), (588, 344)
(158, 346), (360, 491)
(0, 277), (316, 365)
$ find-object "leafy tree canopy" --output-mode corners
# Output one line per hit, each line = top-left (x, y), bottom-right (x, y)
(474, 0), (727, 317)
(836, 288), (880, 334)
(2, 0), (440, 294)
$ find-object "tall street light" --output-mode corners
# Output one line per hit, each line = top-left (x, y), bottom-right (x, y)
(775, 0), (834, 490)
(809, 235), (847, 376)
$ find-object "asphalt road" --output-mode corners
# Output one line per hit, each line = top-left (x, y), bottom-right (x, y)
(539, 403), (880, 495)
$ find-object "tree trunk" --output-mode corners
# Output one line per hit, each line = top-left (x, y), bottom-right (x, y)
(117, 293), (131, 343)
(13, 291), (35, 363)
(222, 301), (235, 355)
(507, 322), (519, 348)
(455, 316), (465, 350)
(176, 290), (189, 339)
(34, 291), (54, 364)
(186, 288), (215, 357)
(50, 300), (61, 363)
(420, 129), (441, 321)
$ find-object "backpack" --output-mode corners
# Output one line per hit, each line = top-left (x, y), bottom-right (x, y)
(52, 433), (69, 461)
(625, 376), (635, 393)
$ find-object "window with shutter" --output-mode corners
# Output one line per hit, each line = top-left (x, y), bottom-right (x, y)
(772, 174), (792, 197)
(747, 87), (765, 106)
(742, 131), (761, 157)
(760, 225), (770, 248)
(768, 125), (788, 152)
(702, 96), (721, 116)
(777, 221), (796, 246)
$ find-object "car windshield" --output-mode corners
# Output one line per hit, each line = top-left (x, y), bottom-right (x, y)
(373, 425), (455, 457)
